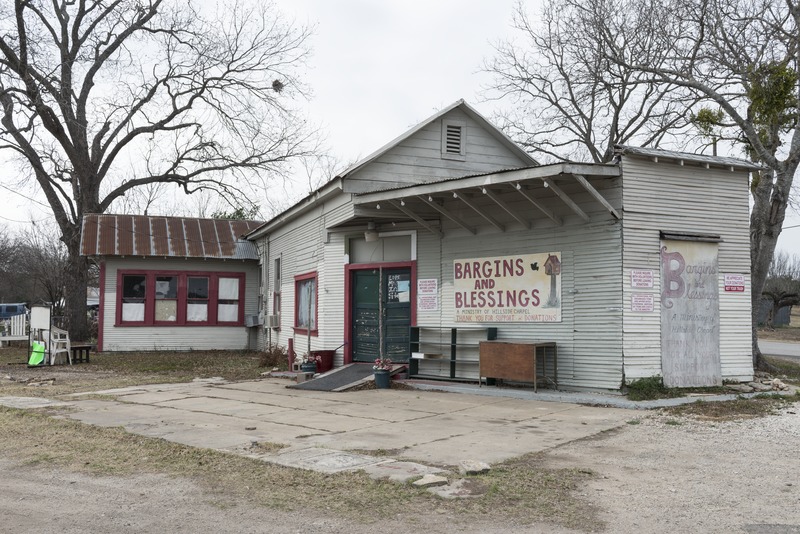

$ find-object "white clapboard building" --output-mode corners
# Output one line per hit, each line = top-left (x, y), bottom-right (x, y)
(80, 214), (262, 352)
(247, 100), (755, 392)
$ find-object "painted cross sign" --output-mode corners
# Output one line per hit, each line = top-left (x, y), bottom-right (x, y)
(660, 240), (721, 387)
(453, 252), (561, 322)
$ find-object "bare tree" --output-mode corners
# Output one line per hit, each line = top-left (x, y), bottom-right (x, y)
(762, 251), (800, 328)
(15, 222), (69, 316)
(485, 0), (696, 163)
(0, 0), (315, 339)
(591, 0), (800, 369)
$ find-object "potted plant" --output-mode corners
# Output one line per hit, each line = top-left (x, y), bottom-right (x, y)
(373, 357), (393, 389)
(297, 353), (321, 374)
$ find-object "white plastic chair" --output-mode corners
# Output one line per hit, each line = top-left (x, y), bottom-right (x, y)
(49, 326), (71, 365)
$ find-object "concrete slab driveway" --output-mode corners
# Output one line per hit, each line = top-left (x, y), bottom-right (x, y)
(60, 378), (632, 469)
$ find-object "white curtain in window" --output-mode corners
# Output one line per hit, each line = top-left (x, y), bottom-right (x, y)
(297, 279), (316, 329)
(219, 278), (239, 300)
(187, 303), (208, 322)
(217, 303), (238, 322)
(122, 302), (145, 321)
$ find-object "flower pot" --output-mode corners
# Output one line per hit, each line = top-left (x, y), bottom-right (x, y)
(300, 362), (317, 374)
(374, 369), (391, 389)
(309, 350), (334, 373)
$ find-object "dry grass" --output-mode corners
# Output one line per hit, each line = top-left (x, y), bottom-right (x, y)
(758, 324), (800, 343)
(766, 355), (800, 382)
(1, 345), (602, 530)
(0, 406), (601, 530)
(0, 347), (268, 397)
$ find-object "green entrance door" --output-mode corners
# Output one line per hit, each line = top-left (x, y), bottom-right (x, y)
(351, 268), (412, 363)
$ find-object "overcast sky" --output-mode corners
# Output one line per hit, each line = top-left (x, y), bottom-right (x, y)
(2, 0), (798, 255)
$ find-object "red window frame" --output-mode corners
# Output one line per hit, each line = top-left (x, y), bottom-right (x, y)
(116, 270), (246, 327)
(293, 271), (318, 336)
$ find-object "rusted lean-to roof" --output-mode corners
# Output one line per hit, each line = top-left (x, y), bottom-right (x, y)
(80, 214), (261, 260)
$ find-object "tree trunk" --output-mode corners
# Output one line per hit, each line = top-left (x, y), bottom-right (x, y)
(749, 164), (795, 372)
(62, 225), (90, 342)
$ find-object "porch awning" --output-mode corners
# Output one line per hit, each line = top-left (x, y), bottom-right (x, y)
(349, 163), (621, 235)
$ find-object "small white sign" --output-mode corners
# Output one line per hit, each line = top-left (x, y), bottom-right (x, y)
(723, 274), (745, 292)
(418, 279), (438, 295)
(631, 269), (654, 288)
(417, 279), (439, 311)
(631, 293), (654, 312)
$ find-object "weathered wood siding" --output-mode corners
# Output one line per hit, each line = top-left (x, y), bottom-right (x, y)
(412, 176), (624, 391)
(257, 193), (353, 366)
(620, 156), (752, 382)
(343, 108), (530, 193)
(102, 257), (258, 351)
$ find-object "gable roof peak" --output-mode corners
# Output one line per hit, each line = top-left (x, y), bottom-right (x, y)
(337, 99), (537, 179)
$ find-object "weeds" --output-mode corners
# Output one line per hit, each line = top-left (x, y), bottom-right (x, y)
(257, 343), (289, 369)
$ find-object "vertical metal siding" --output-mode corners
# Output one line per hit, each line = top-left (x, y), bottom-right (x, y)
(416, 180), (624, 390)
(254, 194), (353, 362)
(621, 156), (753, 382)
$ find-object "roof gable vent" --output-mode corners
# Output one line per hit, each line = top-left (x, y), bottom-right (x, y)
(441, 119), (466, 160)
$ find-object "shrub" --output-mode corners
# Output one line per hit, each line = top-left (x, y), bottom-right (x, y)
(626, 376), (669, 401)
(258, 343), (288, 369)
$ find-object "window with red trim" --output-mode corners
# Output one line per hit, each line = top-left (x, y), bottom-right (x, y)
(294, 271), (317, 335)
(117, 270), (245, 326)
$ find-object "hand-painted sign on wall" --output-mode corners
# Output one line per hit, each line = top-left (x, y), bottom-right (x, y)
(660, 240), (721, 387)
(454, 252), (561, 322)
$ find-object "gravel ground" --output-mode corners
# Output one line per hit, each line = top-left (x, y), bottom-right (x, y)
(545, 402), (800, 534)
(1, 401), (798, 533)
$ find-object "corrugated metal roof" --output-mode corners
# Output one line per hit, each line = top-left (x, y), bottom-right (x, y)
(80, 214), (262, 260)
(615, 145), (764, 170)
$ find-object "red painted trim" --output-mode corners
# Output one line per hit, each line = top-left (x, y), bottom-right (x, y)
(343, 266), (352, 364)
(115, 269), (246, 327)
(293, 270), (319, 337)
(98, 261), (105, 352)
(343, 260), (417, 365)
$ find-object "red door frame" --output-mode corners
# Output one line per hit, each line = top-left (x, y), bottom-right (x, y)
(343, 261), (417, 364)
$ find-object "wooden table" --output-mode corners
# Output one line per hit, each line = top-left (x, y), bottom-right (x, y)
(479, 341), (557, 392)
(70, 344), (92, 363)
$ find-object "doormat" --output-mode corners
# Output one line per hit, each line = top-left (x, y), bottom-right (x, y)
(289, 364), (375, 392)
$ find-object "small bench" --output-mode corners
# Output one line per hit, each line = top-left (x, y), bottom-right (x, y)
(70, 344), (92, 363)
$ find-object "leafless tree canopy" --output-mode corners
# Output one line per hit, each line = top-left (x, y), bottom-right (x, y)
(593, 0), (800, 367)
(0, 223), (69, 313)
(490, 0), (799, 368)
(0, 0), (314, 337)
(485, 0), (697, 163)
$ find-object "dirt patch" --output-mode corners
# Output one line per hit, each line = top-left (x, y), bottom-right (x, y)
(0, 406), (600, 532)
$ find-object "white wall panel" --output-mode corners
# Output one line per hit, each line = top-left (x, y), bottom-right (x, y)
(102, 257), (258, 352)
